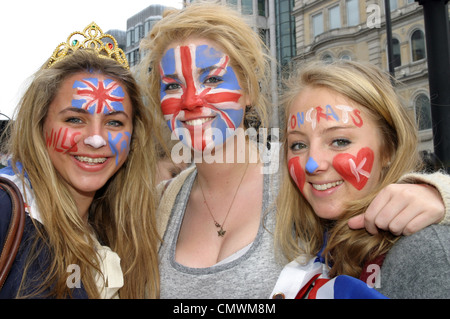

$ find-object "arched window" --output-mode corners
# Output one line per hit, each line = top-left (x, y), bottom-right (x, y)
(392, 38), (401, 68)
(415, 93), (432, 130)
(411, 29), (426, 61)
(322, 53), (333, 64)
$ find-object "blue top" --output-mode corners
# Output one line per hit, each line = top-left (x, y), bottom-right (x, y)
(0, 188), (88, 298)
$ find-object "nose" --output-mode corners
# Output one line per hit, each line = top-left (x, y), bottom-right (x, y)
(305, 145), (330, 174)
(84, 135), (107, 148)
(83, 122), (107, 149)
(181, 86), (207, 111)
(305, 157), (319, 173)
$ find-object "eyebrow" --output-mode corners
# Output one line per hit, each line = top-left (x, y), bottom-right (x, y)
(161, 65), (226, 79)
(59, 107), (130, 118)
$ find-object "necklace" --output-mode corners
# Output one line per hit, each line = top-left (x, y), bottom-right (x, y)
(197, 162), (250, 237)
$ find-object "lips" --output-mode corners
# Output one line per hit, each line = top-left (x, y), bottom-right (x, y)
(311, 180), (343, 191)
(74, 155), (107, 165)
(183, 116), (215, 126)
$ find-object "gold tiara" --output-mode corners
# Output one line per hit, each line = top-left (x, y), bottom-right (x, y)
(47, 22), (129, 69)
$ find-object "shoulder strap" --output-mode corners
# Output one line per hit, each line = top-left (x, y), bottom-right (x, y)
(0, 176), (26, 290)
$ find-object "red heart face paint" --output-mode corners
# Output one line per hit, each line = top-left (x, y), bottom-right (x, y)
(286, 86), (384, 220)
(332, 147), (374, 190)
(288, 156), (306, 194)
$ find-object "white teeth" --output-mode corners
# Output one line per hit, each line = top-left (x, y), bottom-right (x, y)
(184, 118), (213, 126)
(74, 156), (107, 164)
(312, 180), (343, 191)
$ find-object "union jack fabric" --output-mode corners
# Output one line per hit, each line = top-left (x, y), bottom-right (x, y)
(270, 256), (387, 299)
(72, 78), (125, 114)
(0, 162), (40, 222)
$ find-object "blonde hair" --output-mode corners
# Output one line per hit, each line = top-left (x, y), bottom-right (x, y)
(139, 1), (272, 130)
(4, 50), (160, 298)
(275, 60), (422, 277)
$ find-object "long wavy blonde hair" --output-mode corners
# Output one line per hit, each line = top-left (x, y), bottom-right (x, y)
(3, 50), (160, 298)
(138, 1), (272, 131)
(275, 60), (422, 277)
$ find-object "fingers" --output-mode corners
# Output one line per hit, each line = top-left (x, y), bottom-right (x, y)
(350, 184), (445, 236)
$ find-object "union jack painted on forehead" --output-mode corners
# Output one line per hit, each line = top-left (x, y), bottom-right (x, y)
(72, 77), (125, 114)
(159, 44), (243, 134)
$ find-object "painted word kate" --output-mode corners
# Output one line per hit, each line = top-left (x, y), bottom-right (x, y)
(289, 104), (363, 130)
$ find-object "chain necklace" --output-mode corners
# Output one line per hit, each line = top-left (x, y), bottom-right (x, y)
(197, 162), (250, 237)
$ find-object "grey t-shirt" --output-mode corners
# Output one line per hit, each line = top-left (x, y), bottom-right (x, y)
(159, 168), (286, 299)
(378, 224), (450, 298)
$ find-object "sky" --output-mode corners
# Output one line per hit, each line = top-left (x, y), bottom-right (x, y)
(0, 0), (183, 119)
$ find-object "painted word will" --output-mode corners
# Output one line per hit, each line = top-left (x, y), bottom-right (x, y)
(46, 127), (81, 153)
(289, 104), (363, 130)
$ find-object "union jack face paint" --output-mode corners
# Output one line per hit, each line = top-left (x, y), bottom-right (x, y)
(159, 43), (245, 152)
(72, 77), (125, 114)
(42, 72), (134, 198)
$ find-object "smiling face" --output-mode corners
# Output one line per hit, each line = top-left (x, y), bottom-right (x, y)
(159, 38), (248, 152)
(43, 72), (133, 199)
(286, 86), (384, 220)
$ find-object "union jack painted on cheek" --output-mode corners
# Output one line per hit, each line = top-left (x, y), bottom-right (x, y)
(72, 77), (125, 114)
(159, 44), (244, 151)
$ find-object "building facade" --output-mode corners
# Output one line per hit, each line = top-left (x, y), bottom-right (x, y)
(125, 4), (170, 68)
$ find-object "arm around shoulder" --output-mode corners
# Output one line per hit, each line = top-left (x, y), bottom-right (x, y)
(398, 171), (450, 225)
(378, 224), (450, 298)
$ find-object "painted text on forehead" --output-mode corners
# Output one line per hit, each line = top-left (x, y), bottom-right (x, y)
(288, 104), (363, 130)
(72, 77), (125, 114)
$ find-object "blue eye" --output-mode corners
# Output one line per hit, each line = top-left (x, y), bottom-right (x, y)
(107, 120), (123, 127)
(204, 76), (223, 85)
(65, 117), (83, 124)
(164, 83), (181, 91)
(332, 139), (351, 147)
(289, 141), (307, 152)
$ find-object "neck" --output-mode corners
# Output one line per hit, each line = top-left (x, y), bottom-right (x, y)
(71, 190), (95, 223)
(195, 137), (259, 189)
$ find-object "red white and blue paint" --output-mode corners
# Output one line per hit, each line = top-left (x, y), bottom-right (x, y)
(159, 44), (244, 152)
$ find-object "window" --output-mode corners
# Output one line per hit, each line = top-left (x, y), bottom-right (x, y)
(322, 53), (333, 63)
(390, 0), (398, 11)
(415, 94), (432, 130)
(312, 12), (324, 37)
(145, 21), (151, 36)
(242, 0), (253, 15)
(329, 5), (341, 30)
(346, 0), (359, 26)
(258, 0), (266, 16)
(134, 25), (142, 44)
(126, 30), (132, 47)
(392, 38), (401, 68)
(411, 29), (426, 61)
(227, 0), (237, 6)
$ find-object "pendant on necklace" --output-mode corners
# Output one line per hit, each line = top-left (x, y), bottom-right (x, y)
(217, 227), (226, 237)
(214, 222), (221, 228)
